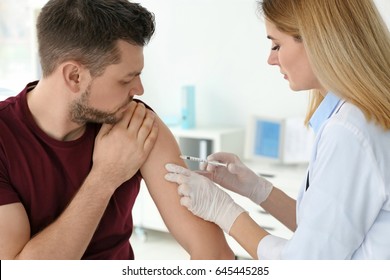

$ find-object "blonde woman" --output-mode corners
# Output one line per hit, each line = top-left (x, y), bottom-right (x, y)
(165, 0), (390, 259)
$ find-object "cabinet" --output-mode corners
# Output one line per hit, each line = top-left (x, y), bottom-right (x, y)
(169, 127), (245, 170)
(132, 127), (307, 259)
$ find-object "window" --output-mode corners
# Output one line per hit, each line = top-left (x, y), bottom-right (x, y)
(0, 0), (43, 93)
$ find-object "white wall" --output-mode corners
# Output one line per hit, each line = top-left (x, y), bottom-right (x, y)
(137, 0), (390, 128)
(137, 0), (305, 128)
(1, 0), (389, 128)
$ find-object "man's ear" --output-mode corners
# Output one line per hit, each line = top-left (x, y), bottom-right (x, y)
(62, 62), (90, 93)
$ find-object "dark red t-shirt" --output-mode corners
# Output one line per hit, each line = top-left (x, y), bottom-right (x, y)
(0, 81), (142, 259)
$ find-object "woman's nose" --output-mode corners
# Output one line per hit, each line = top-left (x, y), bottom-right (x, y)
(267, 51), (279, 66)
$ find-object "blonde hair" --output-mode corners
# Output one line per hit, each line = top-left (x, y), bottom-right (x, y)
(260, 0), (390, 129)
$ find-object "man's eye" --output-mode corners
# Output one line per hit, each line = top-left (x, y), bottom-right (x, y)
(271, 45), (280, 51)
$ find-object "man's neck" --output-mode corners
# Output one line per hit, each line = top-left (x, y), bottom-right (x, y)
(27, 80), (86, 141)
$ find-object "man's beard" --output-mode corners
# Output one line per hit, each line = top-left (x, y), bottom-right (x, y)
(70, 86), (131, 125)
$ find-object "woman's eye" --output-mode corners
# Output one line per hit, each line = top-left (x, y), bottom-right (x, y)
(271, 45), (280, 51)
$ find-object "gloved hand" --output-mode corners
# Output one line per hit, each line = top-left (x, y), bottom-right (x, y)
(200, 152), (273, 205)
(165, 163), (246, 234)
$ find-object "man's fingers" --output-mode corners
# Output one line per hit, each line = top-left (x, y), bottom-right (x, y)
(126, 102), (146, 133)
(117, 101), (137, 129)
(137, 109), (156, 143)
(97, 123), (114, 138)
(142, 120), (158, 155)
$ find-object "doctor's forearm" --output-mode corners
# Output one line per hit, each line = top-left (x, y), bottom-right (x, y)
(229, 212), (269, 259)
(260, 187), (297, 232)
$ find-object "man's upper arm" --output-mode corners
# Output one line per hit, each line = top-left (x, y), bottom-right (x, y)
(140, 115), (234, 259)
(0, 202), (30, 259)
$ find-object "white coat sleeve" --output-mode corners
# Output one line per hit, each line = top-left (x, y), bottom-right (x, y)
(257, 235), (288, 259)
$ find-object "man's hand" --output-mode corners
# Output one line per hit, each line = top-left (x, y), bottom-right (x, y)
(92, 101), (158, 190)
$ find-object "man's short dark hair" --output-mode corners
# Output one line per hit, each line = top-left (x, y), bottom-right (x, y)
(37, 0), (155, 77)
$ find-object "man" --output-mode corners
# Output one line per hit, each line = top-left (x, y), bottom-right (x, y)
(0, 0), (233, 259)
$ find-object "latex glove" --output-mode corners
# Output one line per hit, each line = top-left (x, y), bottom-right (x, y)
(165, 163), (246, 234)
(200, 152), (273, 205)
